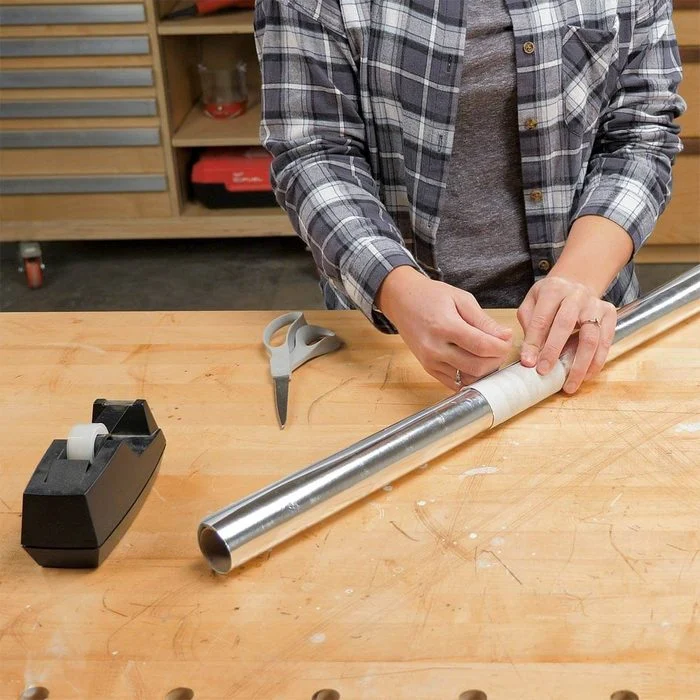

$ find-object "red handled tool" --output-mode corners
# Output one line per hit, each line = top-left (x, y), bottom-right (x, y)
(165, 0), (254, 19)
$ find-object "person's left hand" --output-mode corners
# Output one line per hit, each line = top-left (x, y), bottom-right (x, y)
(517, 275), (617, 394)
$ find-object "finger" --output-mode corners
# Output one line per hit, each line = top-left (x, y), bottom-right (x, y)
(453, 291), (513, 341)
(563, 313), (601, 393)
(445, 319), (512, 359)
(535, 297), (580, 375)
(521, 291), (564, 367)
(586, 305), (616, 380)
(441, 345), (504, 379)
(517, 289), (536, 337)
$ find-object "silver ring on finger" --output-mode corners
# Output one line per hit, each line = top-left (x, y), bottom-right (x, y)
(455, 368), (462, 388)
(579, 317), (601, 329)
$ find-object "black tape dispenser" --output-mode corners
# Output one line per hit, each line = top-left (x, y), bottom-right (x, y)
(21, 399), (166, 568)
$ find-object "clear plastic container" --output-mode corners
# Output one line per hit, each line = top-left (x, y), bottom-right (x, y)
(198, 61), (248, 119)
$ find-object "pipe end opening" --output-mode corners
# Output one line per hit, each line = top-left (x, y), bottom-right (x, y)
(198, 524), (232, 574)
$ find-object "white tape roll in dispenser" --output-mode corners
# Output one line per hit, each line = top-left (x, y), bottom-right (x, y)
(66, 423), (109, 462)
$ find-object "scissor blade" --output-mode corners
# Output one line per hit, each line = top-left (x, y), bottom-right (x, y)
(273, 376), (290, 429)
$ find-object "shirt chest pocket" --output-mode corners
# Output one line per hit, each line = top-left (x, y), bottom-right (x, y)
(561, 21), (620, 137)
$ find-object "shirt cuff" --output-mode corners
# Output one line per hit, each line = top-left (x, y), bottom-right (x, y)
(339, 236), (421, 333)
(571, 174), (660, 255)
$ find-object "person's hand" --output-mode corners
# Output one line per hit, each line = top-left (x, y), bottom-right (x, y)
(518, 275), (616, 394)
(377, 266), (513, 390)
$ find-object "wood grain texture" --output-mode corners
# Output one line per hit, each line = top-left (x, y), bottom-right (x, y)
(649, 153), (700, 246)
(0, 146), (165, 176)
(172, 102), (262, 148)
(678, 63), (699, 138)
(0, 310), (698, 699)
(636, 244), (699, 263)
(0, 55), (153, 70)
(158, 10), (255, 36)
(0, 207), (294, 241)
(143, 0), (179, 215)
(674, 9), (700, 48)
(0, 24), (151, 39)
(0, 192), (171, 220)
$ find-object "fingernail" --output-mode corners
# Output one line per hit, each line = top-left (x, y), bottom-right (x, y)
(538, 360), (550, 374)
(521, 351), (535, 366)
(564, 381), (576, 393)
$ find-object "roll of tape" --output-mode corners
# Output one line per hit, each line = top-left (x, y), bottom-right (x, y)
(470, 360), (567, 426)
(66, 423), (109, 462)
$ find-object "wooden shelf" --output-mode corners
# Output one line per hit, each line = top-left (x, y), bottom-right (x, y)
(158, 10), (254, 36)
(182, 202), (294, 236)
(172, 102), (261, 147)
(1, 205), (294, 240)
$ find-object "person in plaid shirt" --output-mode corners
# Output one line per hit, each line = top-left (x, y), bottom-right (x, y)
(255, 0), (685, 393)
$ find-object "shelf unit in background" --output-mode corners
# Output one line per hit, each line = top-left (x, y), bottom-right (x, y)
(0, 0), (291, 242)
(0, 0), (697, 260)
(156, 3), (274, 230)
(172, 102), (261, 147)
(158, 10), (254, 36)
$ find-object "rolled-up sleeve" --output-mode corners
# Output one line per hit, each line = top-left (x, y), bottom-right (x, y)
(572, 0), (686, 253)
(254, 0), (420, 331)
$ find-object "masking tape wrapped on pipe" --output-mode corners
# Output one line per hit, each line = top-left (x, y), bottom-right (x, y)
(470, 359), (568, 426)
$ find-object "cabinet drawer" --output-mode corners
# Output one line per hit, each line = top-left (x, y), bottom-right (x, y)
(0, 36), (150, 57)
(0, 4), (146, 25)
(650, 151), (700, 246)
(0, 191), (172, 219)
(0, 146), (165, 175)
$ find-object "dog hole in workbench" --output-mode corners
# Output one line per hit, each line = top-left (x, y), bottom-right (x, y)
(165, 689), (194, 700)
(311, 691), (340, 700)
(20, 688), (49, 700)
(459, 692), (487, 700)
(610, 693), (639, 700)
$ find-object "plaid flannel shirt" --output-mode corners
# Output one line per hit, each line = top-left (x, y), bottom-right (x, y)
(255, 0), (685, 332)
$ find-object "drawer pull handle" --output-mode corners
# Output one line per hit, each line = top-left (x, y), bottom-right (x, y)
(0, 175), (167, 195)
(0, 99), (158, 119)
(0, 69), (154, 89)
(0, 37), (150, 58)
(0, 129), (161, 148)
(0, 5), (146, 26)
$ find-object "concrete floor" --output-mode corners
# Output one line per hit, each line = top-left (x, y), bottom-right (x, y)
(0, 238), (694, 312)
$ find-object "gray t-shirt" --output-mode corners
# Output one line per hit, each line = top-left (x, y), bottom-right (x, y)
(436, 0), (534, 307)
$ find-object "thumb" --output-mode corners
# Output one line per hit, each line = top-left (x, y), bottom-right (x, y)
(454, 290), (512, 340)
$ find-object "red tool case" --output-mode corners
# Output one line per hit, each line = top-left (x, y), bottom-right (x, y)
(191, 147), (277, 209)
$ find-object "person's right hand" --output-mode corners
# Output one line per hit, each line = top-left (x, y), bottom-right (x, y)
(376, 266), (513, 390)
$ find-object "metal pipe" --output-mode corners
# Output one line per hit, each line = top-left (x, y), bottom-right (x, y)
(199, 266), (700, 573)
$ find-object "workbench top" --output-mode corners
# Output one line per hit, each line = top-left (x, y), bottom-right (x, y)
(0, 310), (698, 700)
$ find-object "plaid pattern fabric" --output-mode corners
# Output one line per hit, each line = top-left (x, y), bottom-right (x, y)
(255, 0), (685, 332)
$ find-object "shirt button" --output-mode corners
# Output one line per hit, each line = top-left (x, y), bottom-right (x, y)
(529, 190), (543, 203)
(538, 259), (551, 272)
(525, 117), (538, 130)
(523, 41), (536, 55)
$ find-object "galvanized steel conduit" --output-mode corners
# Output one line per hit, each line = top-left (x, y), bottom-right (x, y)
(199, 266), (700, 574)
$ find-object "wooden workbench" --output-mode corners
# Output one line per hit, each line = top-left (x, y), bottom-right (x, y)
(0, 310), (698, 700)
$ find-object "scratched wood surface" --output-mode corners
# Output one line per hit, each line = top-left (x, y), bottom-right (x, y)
(0, 310), (698, 700)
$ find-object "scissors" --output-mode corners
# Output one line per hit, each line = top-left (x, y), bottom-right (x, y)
(263, 312), (342, 429)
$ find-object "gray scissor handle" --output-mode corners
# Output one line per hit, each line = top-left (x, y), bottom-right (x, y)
(263, 312), (342, 379)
